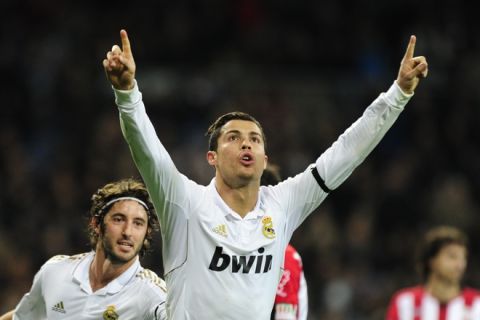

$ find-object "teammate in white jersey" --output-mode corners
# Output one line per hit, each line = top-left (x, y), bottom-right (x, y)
(102, 29), (428, 320)
(0, 178), (167, 320)
(386, 226), (480, 320)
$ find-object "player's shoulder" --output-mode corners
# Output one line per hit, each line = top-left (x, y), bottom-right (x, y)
(45, 252), (89, 265)
(285, 245), (303, 265)
(462, 287), (480, 299)
(391, 285), (424, 301)
(285, 244), (300, 257)
(40, 252), (89, 276)
(135, 268), (167, 294)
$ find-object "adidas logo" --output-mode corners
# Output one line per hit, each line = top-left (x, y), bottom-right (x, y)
(212, 224), (228, 237)
(52, 301), (66, 314)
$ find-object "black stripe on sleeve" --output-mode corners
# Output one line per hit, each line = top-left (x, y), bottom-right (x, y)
(311, 166), (331, 193)
(154, 302), (165, 320)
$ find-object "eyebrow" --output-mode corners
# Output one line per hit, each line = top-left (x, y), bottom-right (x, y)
(224, 130), (263, 137)
(111, 212), (125, 217)
(133, 217), (147, 223)
(110, 212), (147, 223)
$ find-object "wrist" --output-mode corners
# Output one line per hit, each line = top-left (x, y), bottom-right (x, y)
(113, 81), (135, 91)
(394, 80), (414, 96)
(113, 80), (141, 106)
(396, 79), (414, 95)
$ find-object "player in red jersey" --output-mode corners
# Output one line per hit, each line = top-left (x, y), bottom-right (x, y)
(386, 226), (480, 320)
(261, 165), (308, 320)
(274, 244), (308, 320)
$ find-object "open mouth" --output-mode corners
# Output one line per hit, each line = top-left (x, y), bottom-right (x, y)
(240, 153), (254, 165)
(117, 240), (134, 250)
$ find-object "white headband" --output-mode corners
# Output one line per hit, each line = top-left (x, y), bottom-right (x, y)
(101, 196), (149, 212)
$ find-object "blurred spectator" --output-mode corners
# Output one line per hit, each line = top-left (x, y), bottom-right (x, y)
(386, 226), (480, 319)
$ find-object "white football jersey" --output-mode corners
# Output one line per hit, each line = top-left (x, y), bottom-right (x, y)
(115, 80), (411, 320)
(13, 252), (167, 320)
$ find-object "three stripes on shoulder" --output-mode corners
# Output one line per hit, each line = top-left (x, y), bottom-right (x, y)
(137, 269), (167, 292)
(47, 253), (89, 263)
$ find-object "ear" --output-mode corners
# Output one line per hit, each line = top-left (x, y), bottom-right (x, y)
(90, 217), (100, 235)
(263, 155), (268, 170)
(207, 151), (217, 166)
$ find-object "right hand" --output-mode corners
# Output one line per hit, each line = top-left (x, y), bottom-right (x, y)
(396, 35), (428, 95)
(103, 29), (136, 90)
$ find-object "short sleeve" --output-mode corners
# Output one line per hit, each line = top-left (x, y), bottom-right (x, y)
(14, 267), (47, 320)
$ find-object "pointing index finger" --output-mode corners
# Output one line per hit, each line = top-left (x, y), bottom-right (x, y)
(120, 29), (133, 58)
(403, 35), (416, 61)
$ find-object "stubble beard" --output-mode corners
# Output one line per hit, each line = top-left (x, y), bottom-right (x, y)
(101, 234), (142, 265)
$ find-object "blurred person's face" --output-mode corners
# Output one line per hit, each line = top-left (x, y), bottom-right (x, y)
(207, 120), (267, 188)
(98, 200), (149, 264)
(430, 243), (467, 284)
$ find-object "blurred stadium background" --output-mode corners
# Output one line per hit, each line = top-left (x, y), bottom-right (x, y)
(1, 0), (480, 319)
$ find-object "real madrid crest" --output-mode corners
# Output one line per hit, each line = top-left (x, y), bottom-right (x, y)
(262, 216), (276, 239)
(103, 305), (119, 320)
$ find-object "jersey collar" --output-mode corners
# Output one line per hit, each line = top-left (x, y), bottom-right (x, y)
(103, 257), (140, 295)
(210, 178), (266, 220)
(72, 251), (141, 295)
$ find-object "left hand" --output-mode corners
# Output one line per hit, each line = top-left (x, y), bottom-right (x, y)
(396, 35), (428, 94)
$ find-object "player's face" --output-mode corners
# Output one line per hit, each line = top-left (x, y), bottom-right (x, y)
(208, 119), (267, 187)
(430, 243), (467, 284)
(100, 200), (149, 264)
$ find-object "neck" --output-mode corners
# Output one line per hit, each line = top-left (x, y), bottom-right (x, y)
(89, 248), (135, 292)
(425, 276), (461, 303)
(215, 175), (260, 218)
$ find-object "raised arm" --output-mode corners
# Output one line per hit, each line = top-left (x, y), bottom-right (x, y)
(102, 30), (196, 273)
(315, 35), (429, 189)
(274, 36), (429, 232)
(101, 29), (190, 214)
(102, 28), (195, 205)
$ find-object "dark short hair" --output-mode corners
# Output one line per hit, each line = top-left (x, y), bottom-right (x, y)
(205, 111), (266, 151)
(88, 178), (159, 257)
(417, 226), (468, 281)
(260, 164), (282, 186)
